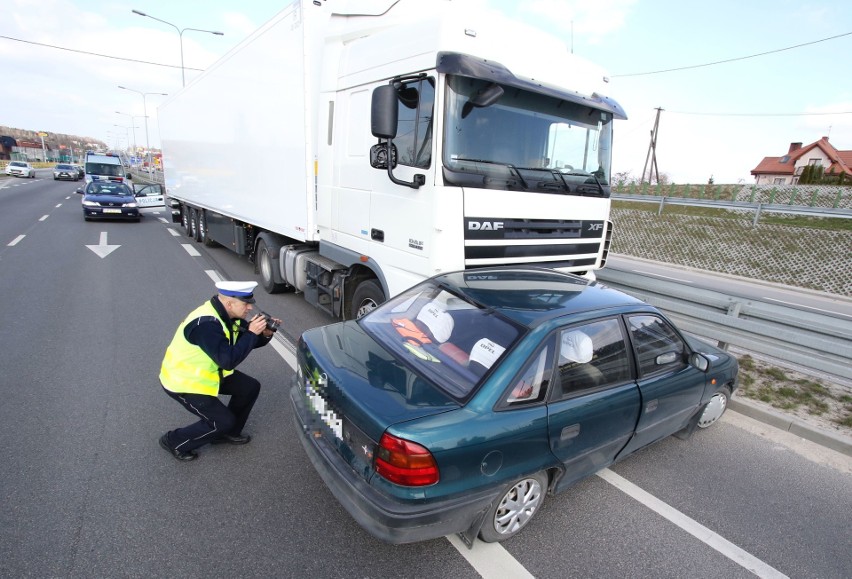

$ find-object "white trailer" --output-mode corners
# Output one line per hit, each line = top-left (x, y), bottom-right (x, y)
(159, 0), (626, 319)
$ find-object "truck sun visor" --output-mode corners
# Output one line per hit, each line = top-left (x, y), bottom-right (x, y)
(435, 52), (627, 120)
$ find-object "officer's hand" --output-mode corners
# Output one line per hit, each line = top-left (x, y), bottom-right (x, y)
(248, 314), (267, 336)
(262, 317), (282, 337)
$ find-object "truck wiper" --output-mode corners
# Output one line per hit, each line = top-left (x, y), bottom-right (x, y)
(454, 158), (529, 189)
(563, 170), (606, 196)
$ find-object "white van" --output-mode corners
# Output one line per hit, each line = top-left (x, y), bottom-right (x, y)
(84, 152), (130, 184)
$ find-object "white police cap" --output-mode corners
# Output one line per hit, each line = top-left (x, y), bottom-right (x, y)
(216, 281), (257, 303)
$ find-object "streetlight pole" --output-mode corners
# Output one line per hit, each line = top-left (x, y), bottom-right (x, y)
(115, 111), (144, 164)
(131, 9), (224, 87)
(113, 124), (137, 157)
(118, 86), (167, 172)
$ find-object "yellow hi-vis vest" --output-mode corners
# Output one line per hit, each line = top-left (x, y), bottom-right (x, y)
(159, 301), (238, 396)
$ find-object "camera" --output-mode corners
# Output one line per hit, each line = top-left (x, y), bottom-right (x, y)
(258, 311), (280, 332)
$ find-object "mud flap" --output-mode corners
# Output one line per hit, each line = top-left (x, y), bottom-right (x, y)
(456, 506), (491, 549)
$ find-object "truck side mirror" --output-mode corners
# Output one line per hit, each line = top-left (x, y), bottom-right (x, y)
(371, 85), (398, 139)
(370, 83), (423, 190)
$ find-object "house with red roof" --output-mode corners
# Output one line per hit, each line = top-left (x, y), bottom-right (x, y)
(751, 136), (852, 185)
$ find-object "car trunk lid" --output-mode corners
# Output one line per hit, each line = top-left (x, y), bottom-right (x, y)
(294, 322), (459, 479)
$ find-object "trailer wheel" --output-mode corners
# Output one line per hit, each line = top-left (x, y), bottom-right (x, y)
(197, 211), (216, 247)
(257, 239), (286, 293)
(350, 279), (385, 319)
(181, 207), (191, 236)
(193, 210), (204, 242)
(188, 208), (198, 240)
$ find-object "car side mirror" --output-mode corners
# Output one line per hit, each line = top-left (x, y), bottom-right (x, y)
(689, 352), (710, 372)
(655, 351), (679, 365)
(75, 188), (84, 195)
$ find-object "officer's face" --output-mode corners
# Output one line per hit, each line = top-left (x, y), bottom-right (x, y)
(225, 297), (253, 319)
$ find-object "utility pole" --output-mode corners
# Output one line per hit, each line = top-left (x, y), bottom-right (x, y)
(641, 107), (663, 185)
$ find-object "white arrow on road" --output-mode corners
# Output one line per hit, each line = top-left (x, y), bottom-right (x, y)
(86, 231), (121, 258)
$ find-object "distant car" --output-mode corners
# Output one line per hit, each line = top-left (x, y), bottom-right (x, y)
(76, 181), (140, 221)
(291, 267), (739, 545)
(53, 163), (80, 181)
(5, 161), (36, 178)
(72, 164), (85, 179)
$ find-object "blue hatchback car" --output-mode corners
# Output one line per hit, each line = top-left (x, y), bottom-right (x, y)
(291, 267), (738, 545)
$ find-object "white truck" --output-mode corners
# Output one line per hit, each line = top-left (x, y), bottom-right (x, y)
(159, 0), (626, 319)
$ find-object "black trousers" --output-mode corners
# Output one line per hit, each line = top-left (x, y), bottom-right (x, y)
(162, 370), (261, 453)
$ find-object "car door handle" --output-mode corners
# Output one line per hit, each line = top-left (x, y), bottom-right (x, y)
(645, 399), (659, 413)
(561, 424), (580, 440)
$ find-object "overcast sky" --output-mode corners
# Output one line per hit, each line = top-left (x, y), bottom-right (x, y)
(2, 0), (850, 183)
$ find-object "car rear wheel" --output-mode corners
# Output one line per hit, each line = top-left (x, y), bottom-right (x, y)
(350, 279), (385, 319)
(479, 471), (548, 543)
(696, 385), (731, 429)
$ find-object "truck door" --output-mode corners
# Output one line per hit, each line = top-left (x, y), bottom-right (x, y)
(367, 77), (435, 290)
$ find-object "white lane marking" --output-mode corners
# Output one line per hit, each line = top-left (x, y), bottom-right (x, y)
(181, 243), (201, 257)
(630, 269), (693, 283)
(167, 228), (181, 237)
(55, 203), (62, 208)
(39, 215), (49, 221)
(763, 297), (852, 319)
(597, 469), (788, 579)
(205, 270), (222, 283)
(158, 217), (169, 223)
(269, 334), (298, 370)
(447, 534), (535, 579)
(8, 235), (25, 246)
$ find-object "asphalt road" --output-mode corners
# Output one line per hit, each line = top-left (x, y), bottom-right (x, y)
(1, 175), (850, 578)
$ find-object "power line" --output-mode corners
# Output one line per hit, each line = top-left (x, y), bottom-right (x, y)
(612, 31), (852, 78)
(667, 110), (852, 117)
(0, 34), (204, 71)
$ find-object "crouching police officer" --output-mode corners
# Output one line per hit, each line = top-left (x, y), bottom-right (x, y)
(158, 281), (281, 461)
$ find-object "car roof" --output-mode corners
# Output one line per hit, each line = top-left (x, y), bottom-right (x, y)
(431, 267), (645, 328)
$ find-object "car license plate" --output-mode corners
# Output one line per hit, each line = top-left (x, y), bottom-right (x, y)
(103, 208), (122, 214)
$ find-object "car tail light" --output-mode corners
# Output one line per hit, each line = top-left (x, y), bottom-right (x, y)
(375, 433), (439, 486)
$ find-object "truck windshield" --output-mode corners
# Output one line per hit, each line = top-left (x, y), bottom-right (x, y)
(443, 75), (614, 195)
(86, 163), (123, 177)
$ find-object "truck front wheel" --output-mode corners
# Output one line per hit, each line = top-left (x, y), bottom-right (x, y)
(350, 279), (385, 319)
(257, 239), (286, 293)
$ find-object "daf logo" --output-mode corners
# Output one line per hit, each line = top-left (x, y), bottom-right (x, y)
(587, 223), (604, 231)
(468, 221), (504, 231)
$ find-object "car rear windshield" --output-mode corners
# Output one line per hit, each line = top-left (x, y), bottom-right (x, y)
(86, 162), (123, 176)
(359, 281), (523, 399)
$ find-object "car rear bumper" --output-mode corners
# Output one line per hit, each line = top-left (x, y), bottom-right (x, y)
(289, 384), (496, 544)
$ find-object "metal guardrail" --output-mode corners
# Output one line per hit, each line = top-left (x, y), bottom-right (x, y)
(613, 193), (852, 225)
(129, 168), (165, 185)
(595, 268), (852, 382)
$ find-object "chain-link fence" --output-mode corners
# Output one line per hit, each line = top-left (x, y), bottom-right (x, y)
(610, 201), (852, 296)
